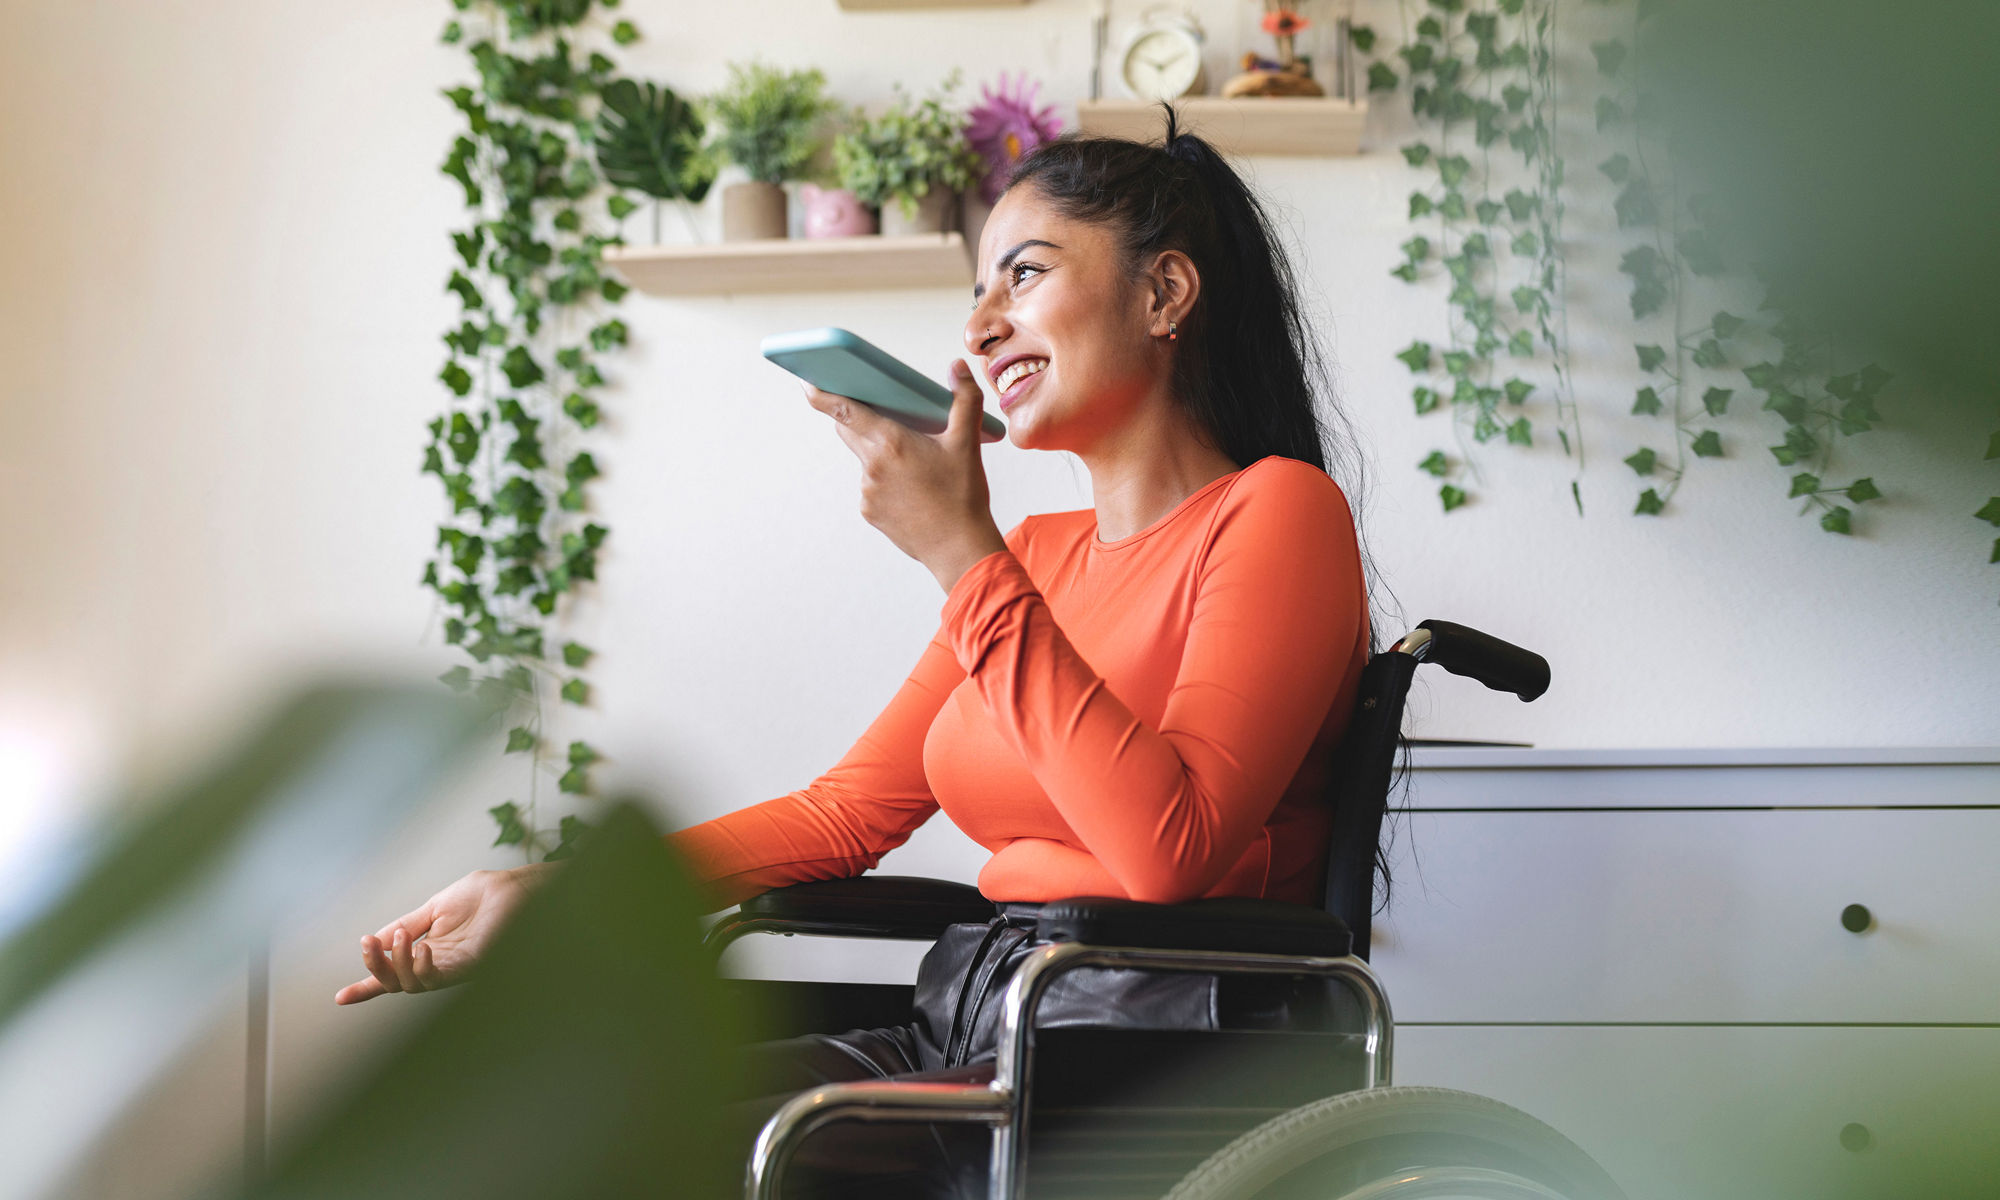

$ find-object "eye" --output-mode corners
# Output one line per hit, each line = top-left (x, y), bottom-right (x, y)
(1010, 262), (1044, 285)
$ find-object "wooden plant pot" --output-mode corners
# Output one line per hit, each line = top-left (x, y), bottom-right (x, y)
(879, 186), (956, 237)
(721, 180), (789, 241)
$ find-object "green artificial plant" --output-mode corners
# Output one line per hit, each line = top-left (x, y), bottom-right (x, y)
(427, 0), (651, 859)
(703, 61), (839, 186)
(832, 70), (985, 221)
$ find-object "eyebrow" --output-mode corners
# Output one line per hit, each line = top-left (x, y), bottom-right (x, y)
(973, 239), (1062, 301)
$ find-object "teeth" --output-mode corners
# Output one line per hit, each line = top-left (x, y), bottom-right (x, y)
(997, 359), (1047, 392)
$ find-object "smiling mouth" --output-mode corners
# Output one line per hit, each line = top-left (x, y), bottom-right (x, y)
(999, 366), (1044, 409)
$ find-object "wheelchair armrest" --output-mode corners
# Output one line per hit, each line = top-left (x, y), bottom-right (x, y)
(1035, 896), (1352, 958)
(732, 875), (995, 940)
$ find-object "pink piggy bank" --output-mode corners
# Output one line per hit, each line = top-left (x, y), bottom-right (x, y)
(800, 183), (877, 239)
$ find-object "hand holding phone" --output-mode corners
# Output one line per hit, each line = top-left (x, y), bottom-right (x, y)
(760, 327), (1007, 443)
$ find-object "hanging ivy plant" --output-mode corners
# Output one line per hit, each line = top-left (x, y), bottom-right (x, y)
(424, 0), (643, 861)
(1355, 0), (1583, 516)
(1592, 5), (1892, 532)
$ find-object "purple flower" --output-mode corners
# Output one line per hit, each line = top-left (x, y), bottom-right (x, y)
(964, 71), (1064, 205)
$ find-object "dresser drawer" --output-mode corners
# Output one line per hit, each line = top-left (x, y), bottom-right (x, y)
(1395, 1025), (2000, 1200)
(1369, 809), (2000, 1023)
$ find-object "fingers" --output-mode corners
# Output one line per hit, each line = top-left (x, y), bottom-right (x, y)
(373, 902), (435, 946)
(945, 359), (984, 444)
(414, 938), (445, 990)
(360, 934), (402, 994)
(334, 976), (387, 1005)
(389, 928), (423, 993)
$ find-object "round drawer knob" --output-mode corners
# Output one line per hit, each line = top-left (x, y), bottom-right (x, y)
(1841, 903), (1873, 933)
(1840, 1122), (1872, 1152)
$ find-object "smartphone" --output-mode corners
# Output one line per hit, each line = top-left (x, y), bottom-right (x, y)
(761, 327), (1007, 443)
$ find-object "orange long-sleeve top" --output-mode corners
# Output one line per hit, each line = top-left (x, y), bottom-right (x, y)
(666, 453), (1371, 911)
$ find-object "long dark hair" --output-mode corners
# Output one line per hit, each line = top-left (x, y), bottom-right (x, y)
(1001, 104), (1413, 915)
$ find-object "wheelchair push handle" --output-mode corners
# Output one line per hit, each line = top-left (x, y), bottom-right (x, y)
(1404, 619), (1550, 702)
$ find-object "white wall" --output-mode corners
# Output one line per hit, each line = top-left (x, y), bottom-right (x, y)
(3, 1), (1997, 1196)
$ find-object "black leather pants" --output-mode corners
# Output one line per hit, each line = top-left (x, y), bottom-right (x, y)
(720, 902), (1348, 1199)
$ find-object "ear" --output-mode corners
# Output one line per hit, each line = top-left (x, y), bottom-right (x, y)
(1141, 249), (1201, 338)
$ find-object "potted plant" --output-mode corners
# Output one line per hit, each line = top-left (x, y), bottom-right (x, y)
(702, 61), (839, 241)
(831, 71), (985, 237)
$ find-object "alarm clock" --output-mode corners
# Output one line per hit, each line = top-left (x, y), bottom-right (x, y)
(1119, 6), (1207, 103)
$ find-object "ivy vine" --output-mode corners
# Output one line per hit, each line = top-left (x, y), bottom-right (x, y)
(424, 0), (641, 861)
(1591, 4), (1892, 532)
(1356, 0), (1583, 516)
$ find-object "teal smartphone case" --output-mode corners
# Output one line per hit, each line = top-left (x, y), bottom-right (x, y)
(760, 327), (1007, 442)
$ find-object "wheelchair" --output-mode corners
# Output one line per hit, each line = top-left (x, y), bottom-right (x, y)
(706, 620), (1627, 1200)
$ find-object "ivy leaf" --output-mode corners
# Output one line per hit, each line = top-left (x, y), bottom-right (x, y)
(438, 665), (472, 693)
(1505, 379), (1534, 405)
(1690, 430), (1723, 458)
(1510, 285), (1539, 314)
(1591, 39), (1628, 76)
(1634, 488), (1665, 516)
(560, 677), (591, 705)
(1636, 345), (1667, 373)
(1508, 330), (1535, 357)
(1631, 387), (1662, 416)
(1401, 143), (1433, 168)
(1418, 450), (1450, 477)
(1396, 341), (1433, 372)
(1438, 191), (1468, 221)
(1442, 350), (1472, 377)
(567, 740), (601, 768)
(1390, 263), (1419, 283)
(565, 452), (601, 485)
(1702, 387), (1733, 416)
(1614, 180), (1658, 228)
(1624, 447), (1657, 475)
(557, 765), (590, 794)
(543, 815), (592, 862)
(1439, 484), (1467, 512)
(607, 193), (639, 220)
(1505, 417), (1532, 446)
(1711, 311), (1745, 340)
(1502, 83), (1531, 114)
(1368, 62), (1400, 92)
(501, 345), (545, 388)
(488, 802), (527, 847)
(439, 361), (473, 397)
(589, 319), (629, 351)
(601, 277), (630, 303)
(1820, 506), (1852, 535)
(1763, 388), (1807, 425)
(1474, 411), (1502, 443)
(1413, 386), (1441, 415)
(1598, 153), (1631, 184)
(1475, 199), (1504, 225)
(1770, 443), (1798, 466)
(446, 270), (483, 309)
(563, 392), (601, 428)
(1975, 497), (2000, 527)
(611, 20), (639, 44)
(1350, 24), (1378, 52)
(1409, 192), (1434, 219)
(1846, 477), (1882, 503)
(1503, 189), (1538, 221)
(505, 726), (536, 753)
(562, 640), (594, 667)
(1743, 362), (1782, 389)
(1510, 232), (1538, 256)
(1789, 473), (1822, 498)
(1690, 338), (1726, 369)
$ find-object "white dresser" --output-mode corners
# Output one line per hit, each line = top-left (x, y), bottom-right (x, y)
(1375, 747), (2000, 1200)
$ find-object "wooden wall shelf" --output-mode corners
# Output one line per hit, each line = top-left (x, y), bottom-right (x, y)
(1076, 96), (1366, 157)
(603, 232), (972, 296)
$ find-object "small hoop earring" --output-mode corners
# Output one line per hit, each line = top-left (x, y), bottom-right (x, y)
(1168, 321), (1178, 341)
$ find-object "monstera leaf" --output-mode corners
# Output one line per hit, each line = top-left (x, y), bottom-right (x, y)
(593, 78), (716, 203)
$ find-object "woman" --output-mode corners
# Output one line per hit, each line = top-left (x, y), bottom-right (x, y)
(337, 107), (1384, 1193)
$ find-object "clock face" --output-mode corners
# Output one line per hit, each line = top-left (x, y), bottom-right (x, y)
(1123, 28), (1203, 102)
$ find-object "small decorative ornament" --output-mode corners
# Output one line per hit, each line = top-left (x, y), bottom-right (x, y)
(1169, 321), (1178, 340)
(965, 71), (1064, 205)
(1119, 6), (1208, 103)
(1222, 1), (1325, 97)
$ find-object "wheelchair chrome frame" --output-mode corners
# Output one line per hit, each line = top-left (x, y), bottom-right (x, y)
(742, 937), (1394, 1200)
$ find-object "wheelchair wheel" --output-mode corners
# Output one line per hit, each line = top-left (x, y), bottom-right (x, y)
(1159, 1086), (1627, 1200)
